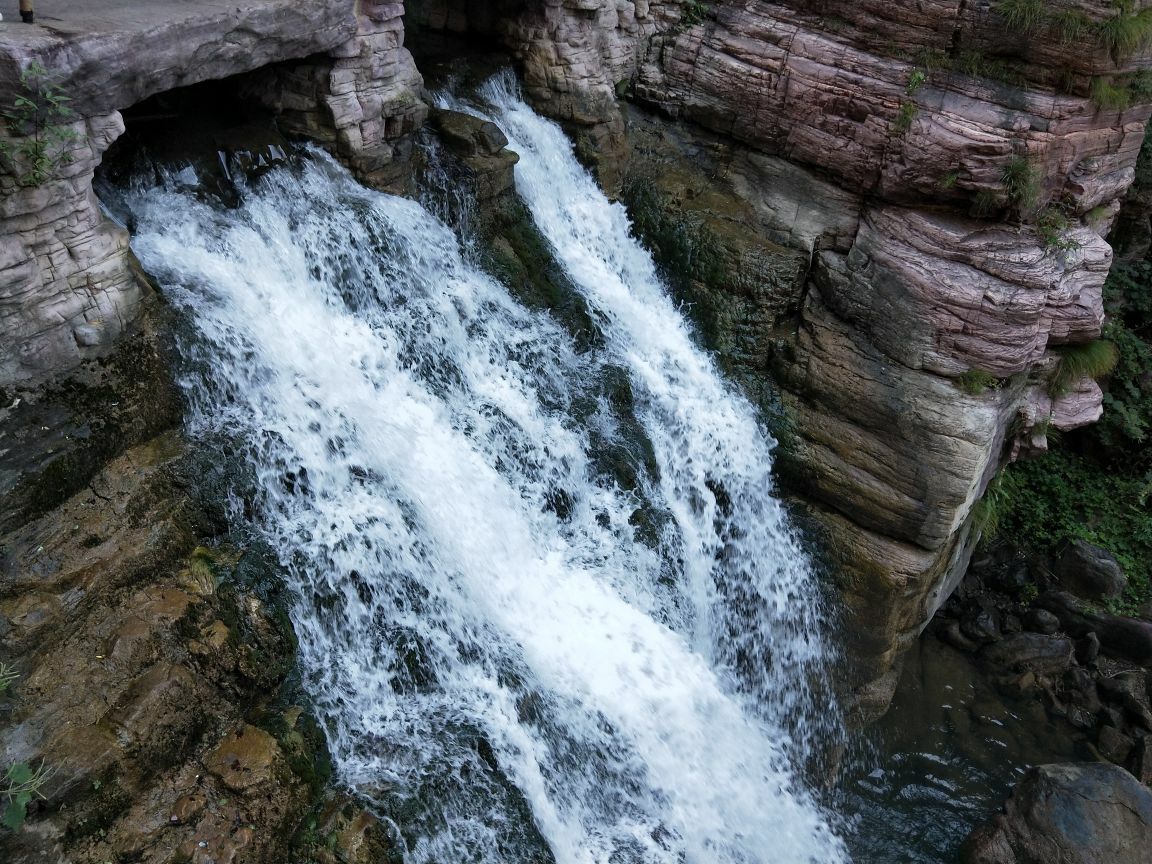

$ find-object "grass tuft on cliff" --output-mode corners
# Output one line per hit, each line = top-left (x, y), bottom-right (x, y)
(1051, 339), (1119, 395)
(957, 369), (1001, 395)
(997, 0), (1046, 33)
(1001, 155), (1042, 215)
(1096, 0), (1152, 62)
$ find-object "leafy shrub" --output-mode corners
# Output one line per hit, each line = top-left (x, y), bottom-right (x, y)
(1036, 205), (1082, 255)
(997, 452), (1152, 612)
(678, 0), (710, 28)
(1095, 262), (1152, 452)
(0, 61), (79, 188)
(2, 761), (52, 831)
(994, 260), (1152, 613)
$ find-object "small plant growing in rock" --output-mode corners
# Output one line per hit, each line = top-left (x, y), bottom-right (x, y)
(0, 61), (79, 188)
(1001, 154), (1042, 215)
(1051, 339), (1119, 395)
(1052, 8), (1094, 43)
(2, 761), (52, 831)
(678, 0), (710, 28)
(1036, 205), (1082, 256)
(957, 369), (1002, 395)
(893, 101), (919, 134)
(1091, 76), (1132, 111)
(907, 68), (928, 95)
(0, 663), (17, 695)
(997, 0), (1046, 33)
(972, 470), (1017, 541)
(1096, 0), (1152, 62)
(939, 169), (962, 190)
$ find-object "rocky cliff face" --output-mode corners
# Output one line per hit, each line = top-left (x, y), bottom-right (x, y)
(3, 0), (1149, 724)
(424, 0), (1152, 716)
(0, 0), (422, 384)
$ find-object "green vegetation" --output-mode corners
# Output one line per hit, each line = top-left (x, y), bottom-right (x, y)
(1095, 0), (1152, 63)
(1091, 76), (1133, 111)
(957, 369), (1002, 395)
(996, 0), (1152, 61)
(998, 452), (1152, 612)
(2, 761), (52, 831)
(1001, 154), (1042, 215)
(678, 0), (711, 28)
(0, 663), (16, 695)
(819, 14), (849, 33)
(1051, 339), (1119, 395)
(993, 259), (1152, 612)
(954, 50), (1029, 88)
(1090, 72), (1152, 111)
(972, 471), (1016, 540)
(906, 68), (928, 95)
(1051, 8), (1093, 43)
(1036, 205), (1082, 255)
(939, 169), (962, 190)
(0, 61), (79, 188)
(894, 101), (919, 134)
(997, 0), (1046, 33)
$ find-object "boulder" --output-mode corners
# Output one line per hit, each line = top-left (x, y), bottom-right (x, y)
(961, 763), (1152, 864)
(1026, 608), (1060, 636)
(1039, 592), (1152, 667)
(1053, 540), (1128, 602)
(979, 634), (1074, 676)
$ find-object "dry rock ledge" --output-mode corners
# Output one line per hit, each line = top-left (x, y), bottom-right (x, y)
(1, 0), (1151, 738)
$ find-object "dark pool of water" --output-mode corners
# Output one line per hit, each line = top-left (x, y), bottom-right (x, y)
(843, 634), (1093, 863)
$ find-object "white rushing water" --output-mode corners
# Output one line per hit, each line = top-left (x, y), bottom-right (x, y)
(119, 83), (846, 864)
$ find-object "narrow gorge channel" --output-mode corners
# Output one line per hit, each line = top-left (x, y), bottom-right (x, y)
(109, 78), (845, 863)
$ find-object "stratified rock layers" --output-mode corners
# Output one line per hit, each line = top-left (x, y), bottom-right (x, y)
(0, 0), (423, 383)
(484, 0), (1152, 715)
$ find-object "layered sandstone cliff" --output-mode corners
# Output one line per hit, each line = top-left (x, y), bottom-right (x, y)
(3, 0), (1149, 722)
(0, 0), (423, 384)
(431, 0), (1152, 715)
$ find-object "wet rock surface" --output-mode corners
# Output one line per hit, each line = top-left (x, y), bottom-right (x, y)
(961, 763), (1152, 864)
(935, 545), (1152, 784)
(0, 317), (383, 861)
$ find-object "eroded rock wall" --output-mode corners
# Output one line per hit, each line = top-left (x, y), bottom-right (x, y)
(443, 0), (1152, 716)
(0, 0), (427, 385)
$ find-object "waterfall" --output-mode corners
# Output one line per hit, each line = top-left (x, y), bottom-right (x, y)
(118, 91), (846, 863)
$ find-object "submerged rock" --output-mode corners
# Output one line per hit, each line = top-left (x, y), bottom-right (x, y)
(962, 763), (1152, 864)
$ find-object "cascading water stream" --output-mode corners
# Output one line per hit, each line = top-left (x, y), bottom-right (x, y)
(114, 84), (847, 864)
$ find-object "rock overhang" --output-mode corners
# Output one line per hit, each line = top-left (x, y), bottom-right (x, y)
(0, 0), (359, 116)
